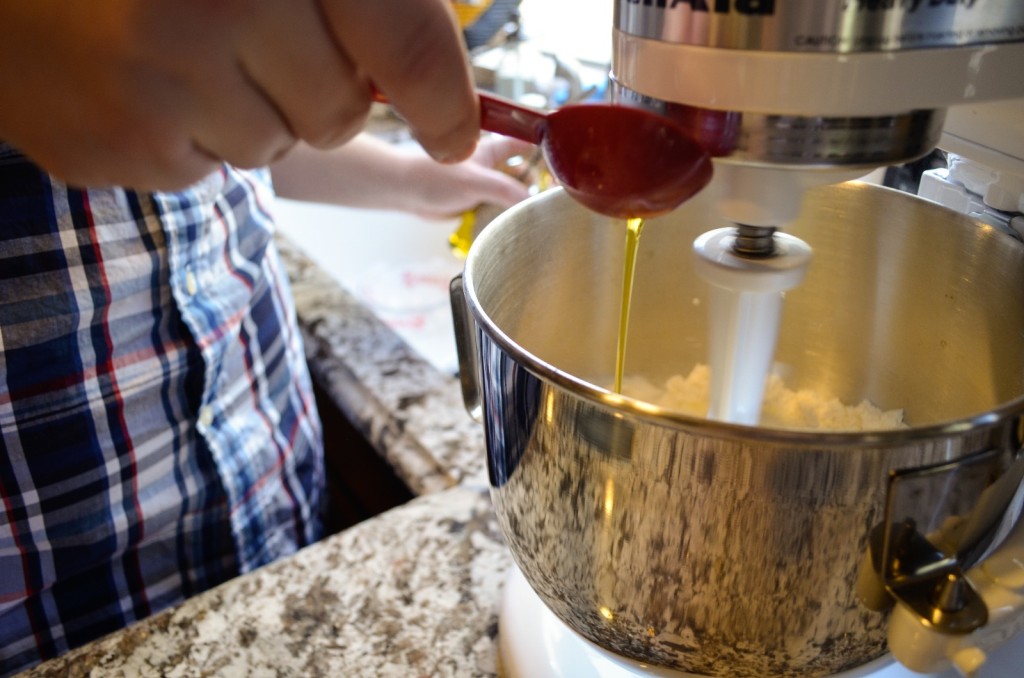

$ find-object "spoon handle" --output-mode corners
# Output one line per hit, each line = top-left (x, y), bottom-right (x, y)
(371, 88), (547, 145)
(477, 92), (547, 145)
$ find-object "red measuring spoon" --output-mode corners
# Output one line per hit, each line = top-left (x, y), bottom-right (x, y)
(374, 90), (713, 219)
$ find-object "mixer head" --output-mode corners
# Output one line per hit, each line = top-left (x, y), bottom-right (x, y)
(611, 0), (1024, 233)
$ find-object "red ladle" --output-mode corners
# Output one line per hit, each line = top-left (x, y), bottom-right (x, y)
(374, 90), (713, 219)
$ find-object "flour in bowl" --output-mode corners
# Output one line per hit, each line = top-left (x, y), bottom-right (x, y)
(620, 363), (907, 431)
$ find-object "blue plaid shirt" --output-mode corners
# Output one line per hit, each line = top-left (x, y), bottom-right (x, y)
(0, 146), (324, 675)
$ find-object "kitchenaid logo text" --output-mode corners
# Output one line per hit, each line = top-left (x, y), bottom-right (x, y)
(843, 0), (977, 10)
(625, 0), (775, 14)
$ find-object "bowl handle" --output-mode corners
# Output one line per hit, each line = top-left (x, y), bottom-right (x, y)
(876, 443), (1024, 673)
(888, 493), (1024, 675)
(449, 274), (483, 422)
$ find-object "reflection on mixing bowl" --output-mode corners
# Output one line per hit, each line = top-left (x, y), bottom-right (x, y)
(454, 184), (1024, 676)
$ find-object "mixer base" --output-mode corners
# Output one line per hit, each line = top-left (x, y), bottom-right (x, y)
(496, 566), (1014, 678)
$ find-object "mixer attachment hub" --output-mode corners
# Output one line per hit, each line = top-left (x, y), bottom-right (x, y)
(691, 227), (812, 424)
(731, 224), (778, 258)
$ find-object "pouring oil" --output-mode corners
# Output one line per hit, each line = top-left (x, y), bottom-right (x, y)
(613, 217), (645, 394)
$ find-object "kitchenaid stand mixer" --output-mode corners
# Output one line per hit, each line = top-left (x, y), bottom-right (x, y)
(636, 1), (1024, 673)
(489, 2), (1024, 676)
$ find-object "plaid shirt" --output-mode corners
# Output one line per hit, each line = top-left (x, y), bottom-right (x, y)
(0, 146), (324, 675)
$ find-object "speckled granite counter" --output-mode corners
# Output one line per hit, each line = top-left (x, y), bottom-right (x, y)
(21, 234), (512, 677)
(23, 486), (513, 678)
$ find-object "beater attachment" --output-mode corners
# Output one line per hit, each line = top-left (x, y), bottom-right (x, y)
(692, 224), (812, 424)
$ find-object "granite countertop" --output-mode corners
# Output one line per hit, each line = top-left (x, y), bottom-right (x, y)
(22, 233), (512, 677)
(24, 486), (512, 678)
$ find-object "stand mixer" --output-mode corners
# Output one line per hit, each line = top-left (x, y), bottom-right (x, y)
(619, 1), (1024, 674)
(614, 1), (1024, 417)
(457, 2), (1024, 676)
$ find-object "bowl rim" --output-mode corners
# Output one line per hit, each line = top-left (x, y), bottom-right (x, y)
(463, 187), (1024, 448)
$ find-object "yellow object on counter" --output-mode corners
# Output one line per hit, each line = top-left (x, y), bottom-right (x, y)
(452, 0), (493, 28)
(449, 211), (477, 259)
(449, 149), (553, 259)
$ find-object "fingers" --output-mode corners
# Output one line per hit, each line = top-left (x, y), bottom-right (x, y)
(468, 168), (532, 208)
(319, 0), (480, 163)
(234, 0), (371, 151)
(471, 136), (536, 172)
(103, 0), (302, 183)
(187, 0), (479, 171)
(183, 71), (299, 173)
(0, 0), (478, 191)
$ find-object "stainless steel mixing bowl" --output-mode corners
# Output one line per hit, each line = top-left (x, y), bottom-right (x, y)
(452, 182), (1024, 676)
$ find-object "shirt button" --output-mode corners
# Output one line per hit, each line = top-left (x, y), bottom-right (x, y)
(185, 270), (198, 296)
(198, 406), (214, 428)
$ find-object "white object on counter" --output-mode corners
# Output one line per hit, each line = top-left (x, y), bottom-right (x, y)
(272, 198), (464, 374)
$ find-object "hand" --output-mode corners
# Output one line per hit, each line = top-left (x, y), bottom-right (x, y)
(0, 0), (479, 191)
(270, 133), (533, 217)
(404, 135), (535, 219)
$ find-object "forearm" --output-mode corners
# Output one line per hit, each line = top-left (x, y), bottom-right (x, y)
(269, 134), (427, 210)
(269, 133), (532, 218)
